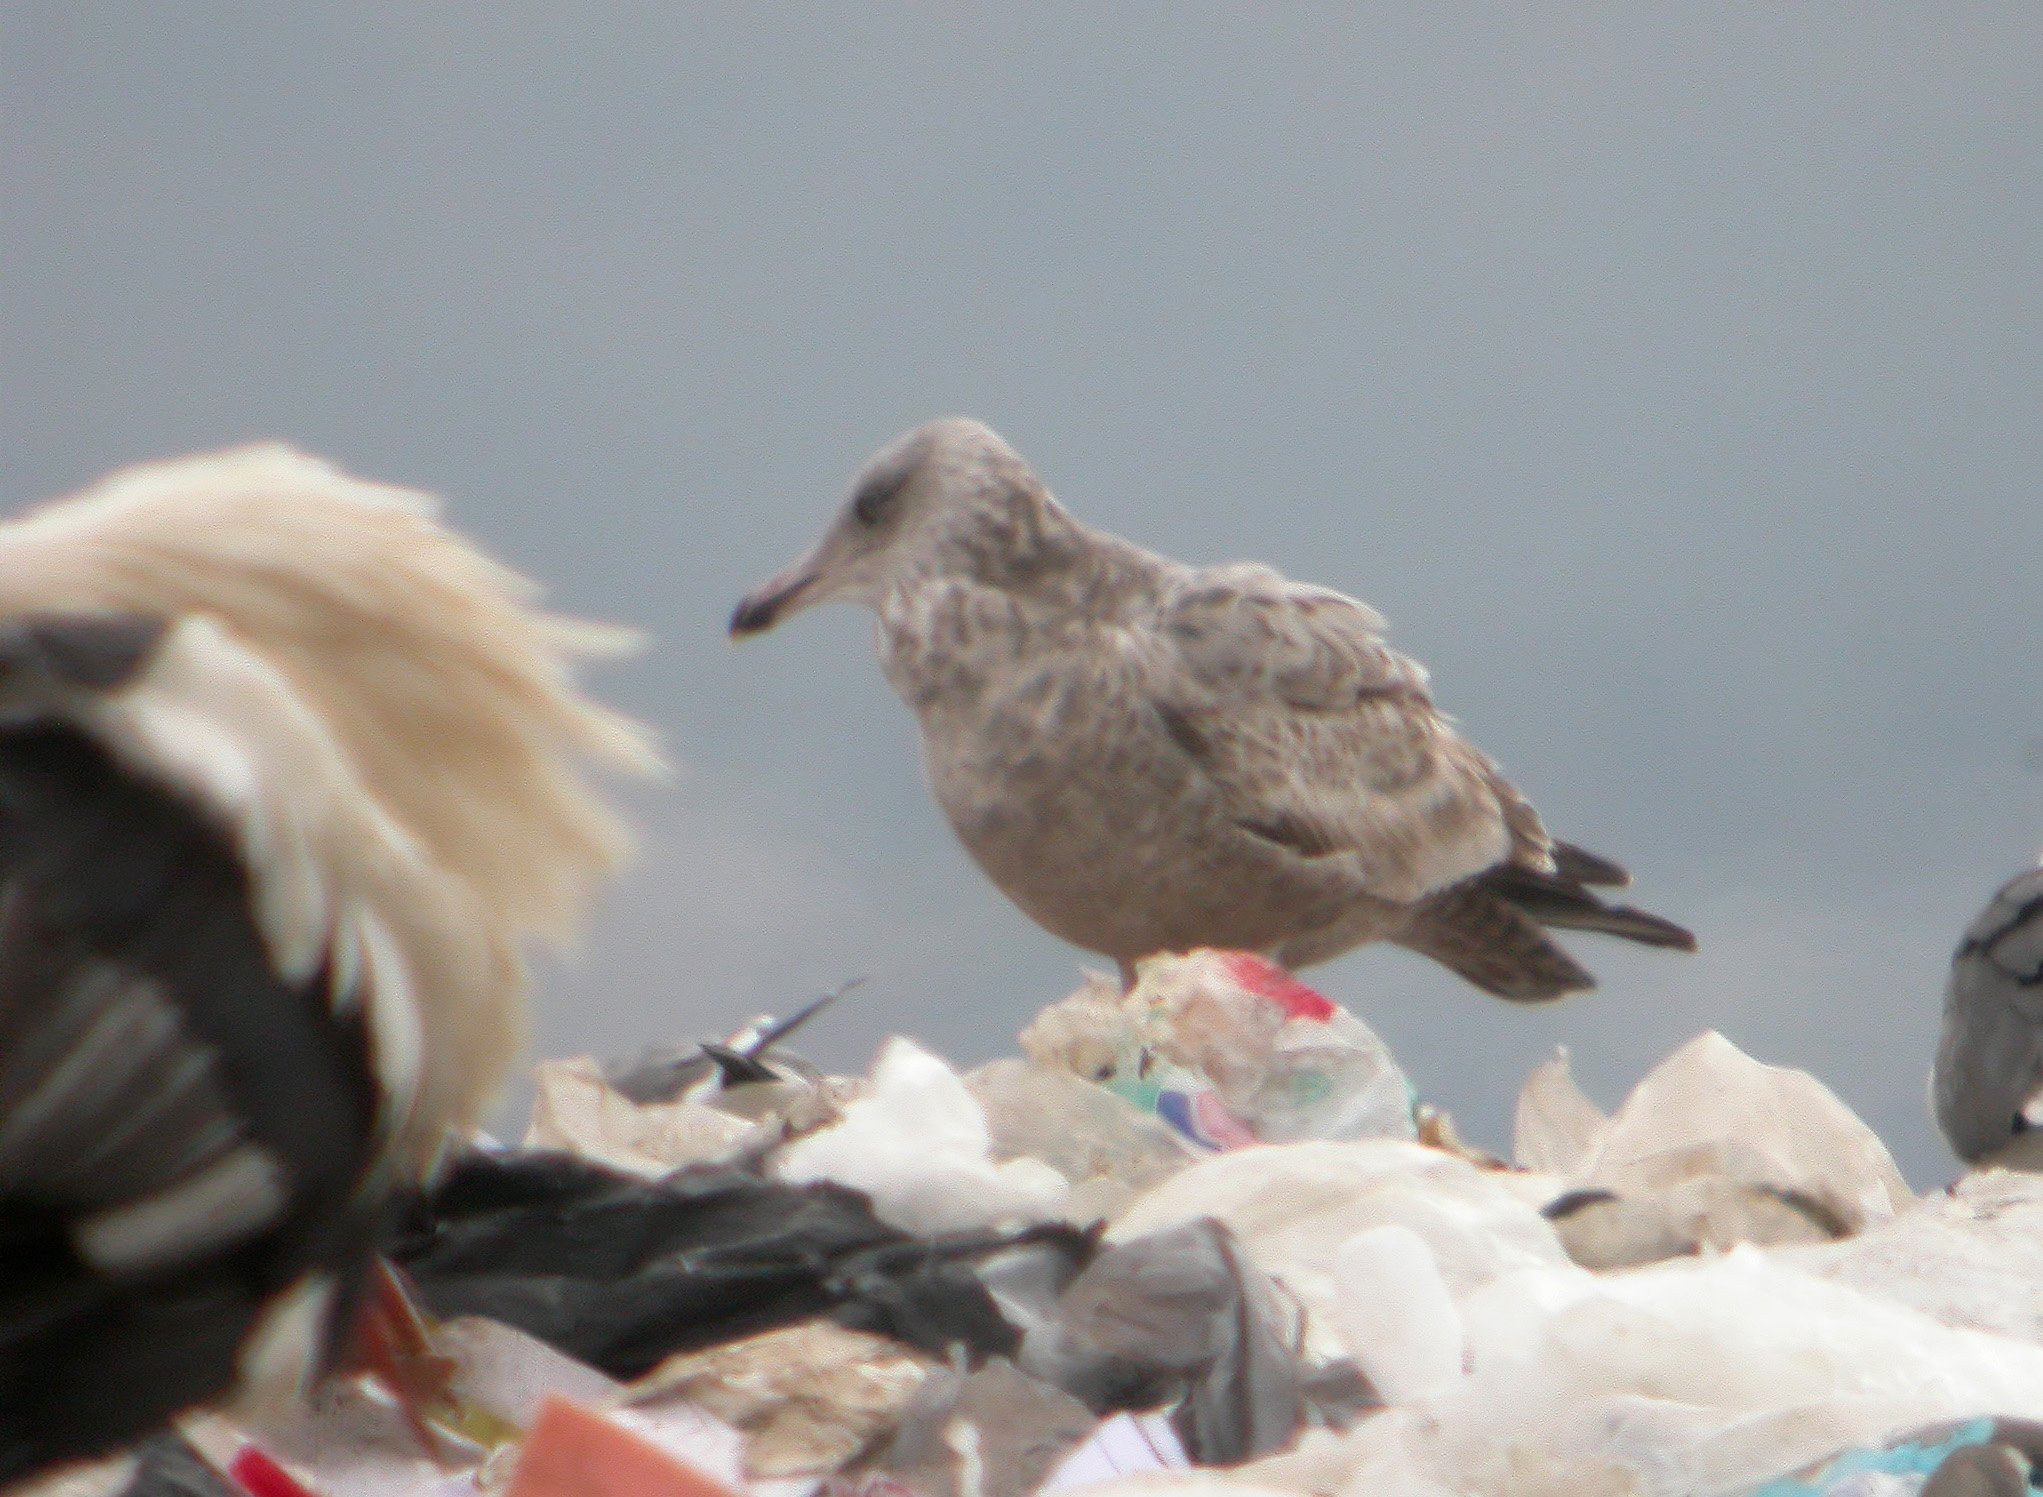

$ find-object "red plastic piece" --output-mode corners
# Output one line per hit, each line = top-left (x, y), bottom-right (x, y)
(227, 1447), (318, 1497)
(1218, 951), (1337, 1020)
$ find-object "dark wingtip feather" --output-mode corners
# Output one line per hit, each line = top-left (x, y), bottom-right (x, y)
(1477, 860), (1698, 954)
(1590, 903), (1699, 953)
(1549, 841), (1632, 888)
(1395, 886), (1599, 1003)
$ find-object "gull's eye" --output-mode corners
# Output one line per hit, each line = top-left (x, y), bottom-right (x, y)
(852, 470), (905, 527)
(846, 429), (931, 528)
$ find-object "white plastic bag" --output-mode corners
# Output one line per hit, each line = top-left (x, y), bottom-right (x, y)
(770, 1037), (1069, 1233)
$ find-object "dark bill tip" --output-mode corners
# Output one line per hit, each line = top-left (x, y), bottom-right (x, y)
(729, 574), (810, 639)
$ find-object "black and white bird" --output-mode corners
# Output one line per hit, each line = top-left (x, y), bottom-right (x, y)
(0, 446), (658, 1482)
(1934, 860), (2043, 1166)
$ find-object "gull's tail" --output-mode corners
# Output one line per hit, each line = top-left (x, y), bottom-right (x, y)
(1396, 842), (1696, 1002)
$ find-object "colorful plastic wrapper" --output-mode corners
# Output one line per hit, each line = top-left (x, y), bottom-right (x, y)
(1021, 949), (1416, 1151)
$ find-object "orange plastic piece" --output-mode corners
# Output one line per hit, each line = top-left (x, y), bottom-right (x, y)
(506, 1396), (742, 1497)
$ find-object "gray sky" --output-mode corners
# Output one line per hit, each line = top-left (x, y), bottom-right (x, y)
(6, 6), (2041, 1184)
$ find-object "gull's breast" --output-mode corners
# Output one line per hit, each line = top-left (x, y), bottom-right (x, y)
(909, 624), (1332, 958)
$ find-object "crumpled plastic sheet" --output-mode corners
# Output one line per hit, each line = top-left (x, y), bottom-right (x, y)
(1782, 1168), (2043, 1348)
(388, 1150), (1093, 1378)
(626, 1324), (935, 1479)
(1108, 1136), (1571, 1374)
(217, 1379), (471, 1497)
(1543, 1175), (1844, 1271)
(525, 991), (857, 1182)
(1026, 1219), (1374, 1465)
(770, 1039), (1071, 1234)
(1311, 1245), (2043, 1497)
(525, 1055), (769, 1177)
(876, 1359), (1099, 1497)
(1515, 1033), (1912, 1269)
(965, 1058), (1195, 1224)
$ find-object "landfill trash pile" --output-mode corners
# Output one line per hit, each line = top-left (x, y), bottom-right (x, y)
(46, 949), (2043, 1497)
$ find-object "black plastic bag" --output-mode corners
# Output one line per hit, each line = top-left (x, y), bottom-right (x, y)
(390, 1151), (1092, 1379)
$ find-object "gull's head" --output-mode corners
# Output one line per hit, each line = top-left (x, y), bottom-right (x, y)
(730, 417), (1047, 638)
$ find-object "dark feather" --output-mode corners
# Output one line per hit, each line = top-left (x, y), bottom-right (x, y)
(1392, 852), (1694, 1005)
(1394, 885), (1597, 1002)
(1235, 812), (1344, 859)
(0, 613), (168, 692)
(0, 723), (381, 1483)
(697, 1042), (779, 1086)
(1548, 840), (1631, 889)
(1477, 861), (1697, 952)
(1153, 700), (1208, 761)
(1541, 1189), (1622, 1220)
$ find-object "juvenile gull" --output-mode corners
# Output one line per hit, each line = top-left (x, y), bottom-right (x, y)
(732, 419), (1694, 998)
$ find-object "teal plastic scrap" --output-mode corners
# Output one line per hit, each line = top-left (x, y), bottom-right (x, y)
(1747, 1419), (2023, 1497)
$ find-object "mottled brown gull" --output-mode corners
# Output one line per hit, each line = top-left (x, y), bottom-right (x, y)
(732, 418), (1694, 998)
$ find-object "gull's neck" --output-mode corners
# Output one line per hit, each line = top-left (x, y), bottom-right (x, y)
(875, 498), (1175, 707)
(928, 490), (1174, 620)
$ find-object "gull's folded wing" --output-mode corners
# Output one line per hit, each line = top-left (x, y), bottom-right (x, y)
(1150, 563), (1531, 903)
